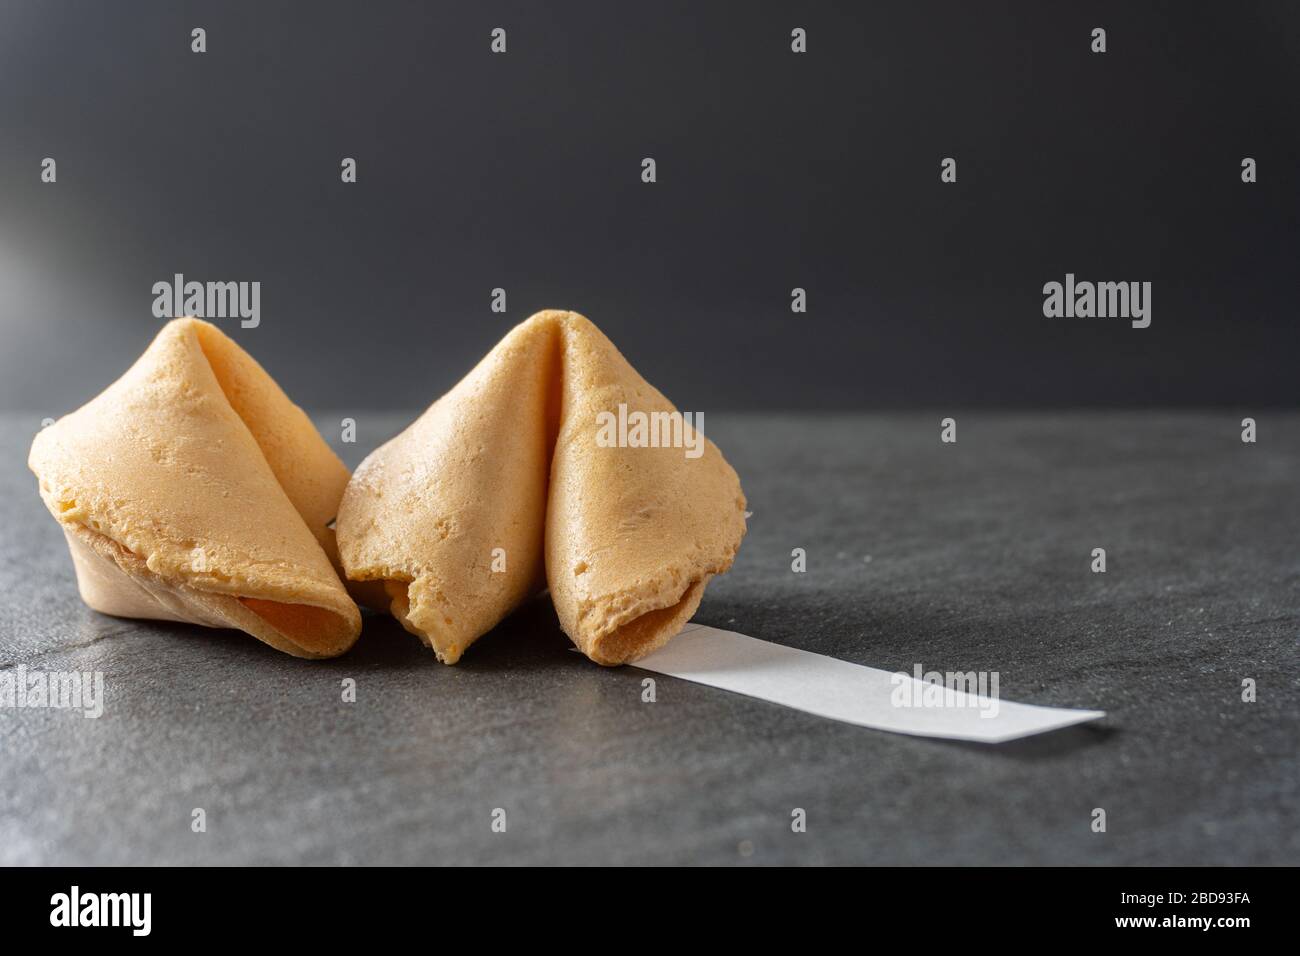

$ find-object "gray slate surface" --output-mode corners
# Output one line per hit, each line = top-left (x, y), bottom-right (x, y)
(1, 412), (1296, 866)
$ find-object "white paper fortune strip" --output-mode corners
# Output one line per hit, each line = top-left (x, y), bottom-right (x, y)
(634, 624), (1105, 743)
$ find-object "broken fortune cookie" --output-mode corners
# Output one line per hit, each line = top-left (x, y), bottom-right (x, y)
(335, 309), (747, 665)
(28, 318), (362, 658)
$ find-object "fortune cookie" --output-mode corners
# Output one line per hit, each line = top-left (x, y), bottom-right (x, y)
(29, 318), (361, 658)
(336, 310), (747, 665)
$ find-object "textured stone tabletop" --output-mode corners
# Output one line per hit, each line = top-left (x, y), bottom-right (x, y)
(1, 412), (1296, 865)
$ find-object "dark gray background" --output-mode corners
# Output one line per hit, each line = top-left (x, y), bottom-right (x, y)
(1, 0), (1297, 414)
